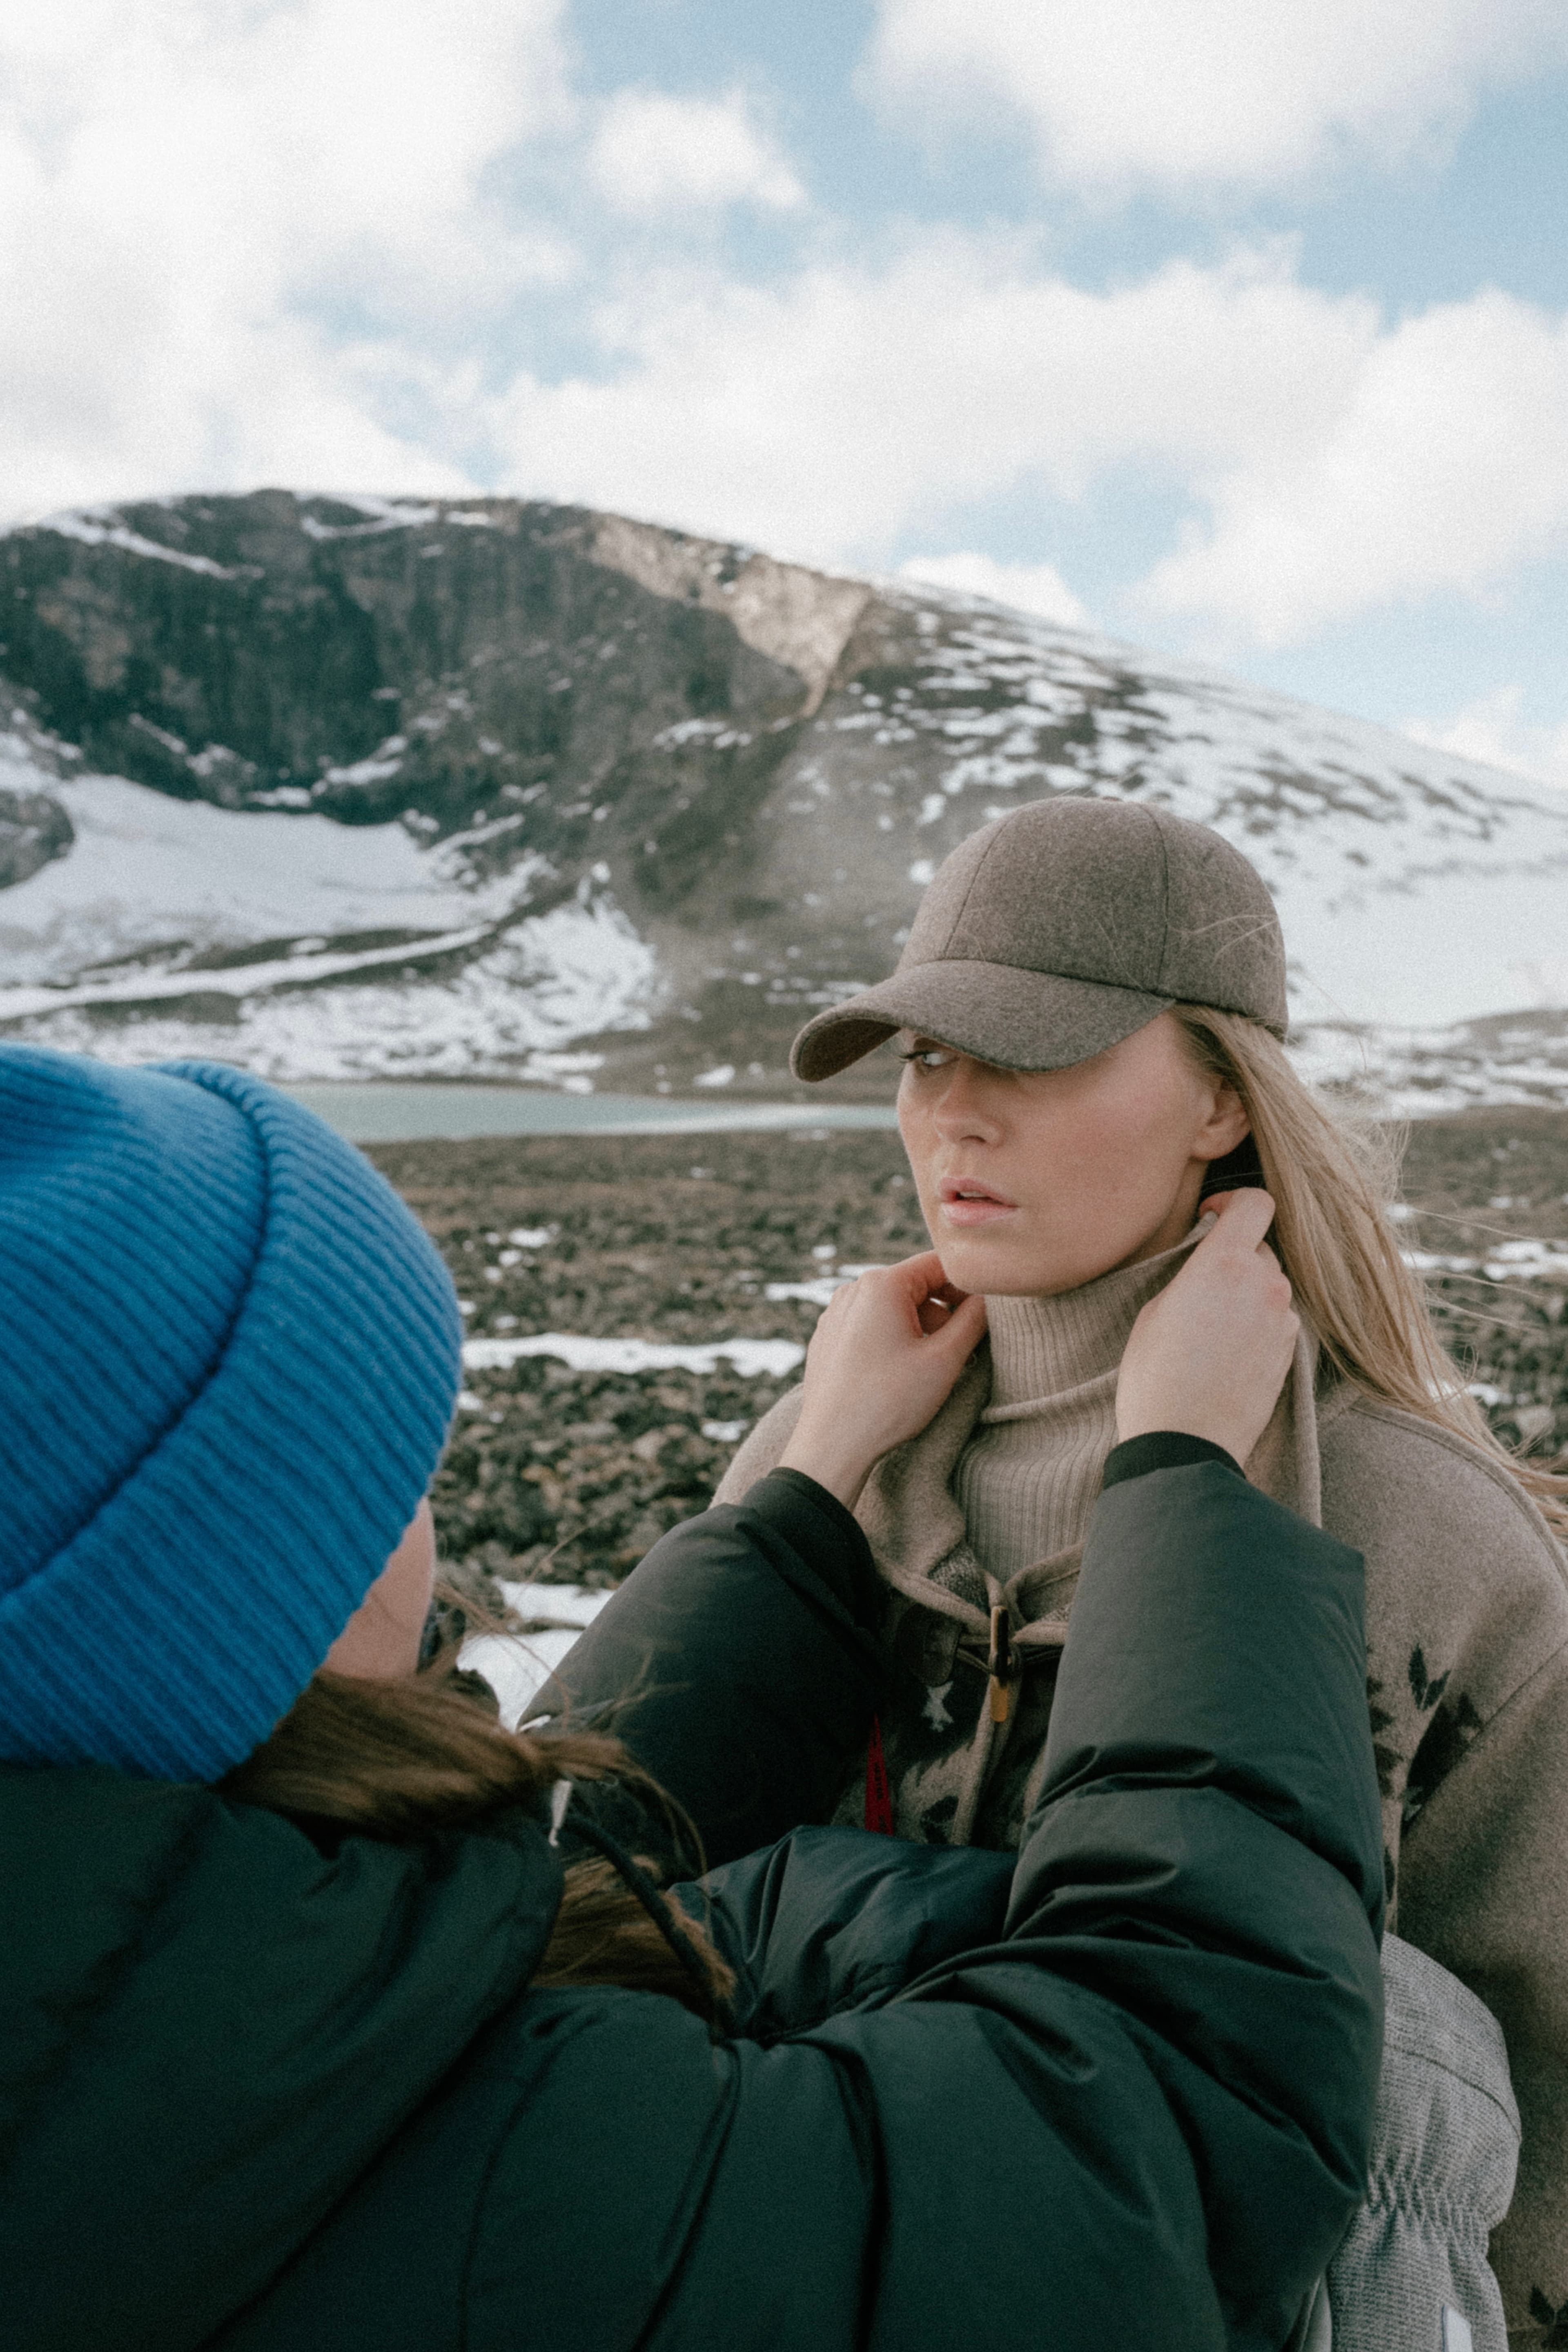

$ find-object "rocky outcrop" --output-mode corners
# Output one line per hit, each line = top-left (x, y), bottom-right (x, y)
(0, 788), (71, 889)
(0, 492), (837, 831)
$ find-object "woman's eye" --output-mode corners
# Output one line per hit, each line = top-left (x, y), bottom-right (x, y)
(898, 1045), (955, 1069)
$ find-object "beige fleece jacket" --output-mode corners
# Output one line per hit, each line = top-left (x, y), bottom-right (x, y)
(717, 1337), (1568, 2348)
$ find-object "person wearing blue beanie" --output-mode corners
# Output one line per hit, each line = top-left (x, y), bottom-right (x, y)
(0, 1045), (463, 1779)
(0, 1071), (1385, 2352)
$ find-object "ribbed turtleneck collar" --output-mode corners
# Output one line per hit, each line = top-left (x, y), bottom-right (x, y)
(982, 1229), (1202, 1419)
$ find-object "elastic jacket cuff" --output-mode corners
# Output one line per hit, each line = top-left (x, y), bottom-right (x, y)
(739, 1468), (880, 1619)
(1102, 1431), (1243, 1489)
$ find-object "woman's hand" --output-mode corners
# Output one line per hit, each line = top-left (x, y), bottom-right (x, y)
(1116, 1189), (1300, 1464)
(778, 1252), (988, 1509)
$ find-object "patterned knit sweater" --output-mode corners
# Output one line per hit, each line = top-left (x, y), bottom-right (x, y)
(716, 1277), (1568, 2348)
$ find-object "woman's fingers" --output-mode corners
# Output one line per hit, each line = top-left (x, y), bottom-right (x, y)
(920, 1287), (989, 1356)
(880, 1256), (984, 1349)
(1196, 1184), (1277, 1254)
(777, 1252), (987, 1509)
(1115, 1189), (1300, 1463)
(914, 1276), (973, 1334)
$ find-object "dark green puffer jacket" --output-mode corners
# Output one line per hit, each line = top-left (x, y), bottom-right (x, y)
(0, 1449), (1383, 2352)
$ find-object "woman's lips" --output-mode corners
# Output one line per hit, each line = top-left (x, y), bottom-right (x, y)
(938, 1178), (1017, 1228)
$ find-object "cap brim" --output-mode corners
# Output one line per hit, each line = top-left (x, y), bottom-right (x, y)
(790, 962), (1173, 1081)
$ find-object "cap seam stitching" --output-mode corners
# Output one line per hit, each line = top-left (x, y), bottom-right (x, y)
(935, 817), (1017, 961)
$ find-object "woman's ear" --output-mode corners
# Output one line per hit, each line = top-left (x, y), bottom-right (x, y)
(1194, 1080), (1252, 1162)
(325, 1500), (437, 1681)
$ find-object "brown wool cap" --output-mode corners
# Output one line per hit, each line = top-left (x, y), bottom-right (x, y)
(790, 796), (1287, 1082)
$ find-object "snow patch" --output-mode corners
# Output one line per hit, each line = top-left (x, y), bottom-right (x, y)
(0, 925), (494, 1020)
(298, 495), (440, 539)
(322, 753), (405, 786)
(0, 748), (661, 1078)
(19, 895), (659, 1082)
(499, 1583), (608, 1628)
(461, 1332), (805, 1378)
(1290, 1011), (1568, 1116)
(1403, 1240), (1568, 1283)
(460, 1587), (612, 1727)
(40, 509), (235, 578)
(0, 759), (531, 984)
(764, 1263), (885, 1307)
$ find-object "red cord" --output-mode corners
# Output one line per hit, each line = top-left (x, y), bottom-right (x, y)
(864, 1714), (893, 1835)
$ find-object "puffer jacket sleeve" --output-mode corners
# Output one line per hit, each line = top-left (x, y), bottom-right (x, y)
(522, 1468), (900, 1866)
(964, 1459), (1386, 2348)
(472, 1457), (1385, 2352)
(713, 1459), (1383, 2352)
(682, 1824), (1017, 2038)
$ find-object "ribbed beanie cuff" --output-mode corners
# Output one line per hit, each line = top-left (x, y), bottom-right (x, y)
(0, 1051), (462, 1779)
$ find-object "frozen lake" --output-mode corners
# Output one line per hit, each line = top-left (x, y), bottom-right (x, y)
(284, 1082), (900, 1143)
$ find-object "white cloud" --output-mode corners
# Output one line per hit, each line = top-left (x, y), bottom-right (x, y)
(470, 241), (1568, 648)
(0, 0), (572, 512)
(866, 0), (1568, 195)
(897, 551), (1087, 626)
(1404, 686), (1568, 793)
(2, 7), (1565, 677)
(475, 241), (1372, 563)
(588, 89), (806, 216)
(1141, 288), (1568, 643)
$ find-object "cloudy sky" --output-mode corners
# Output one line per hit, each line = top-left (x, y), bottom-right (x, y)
(4, 0), (1567, 785)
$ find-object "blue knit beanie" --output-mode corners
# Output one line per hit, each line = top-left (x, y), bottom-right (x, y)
(0, 1048), (462, 1780)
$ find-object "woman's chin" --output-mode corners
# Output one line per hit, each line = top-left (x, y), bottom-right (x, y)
(934, 1227), (1140, 1299)
(935, 1232), (1067, 1298)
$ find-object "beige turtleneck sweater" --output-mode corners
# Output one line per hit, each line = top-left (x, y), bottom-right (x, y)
(953, 1244), (1191, 1584)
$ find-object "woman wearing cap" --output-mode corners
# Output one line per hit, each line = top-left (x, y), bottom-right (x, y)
(711, 795), (1568, 2339)
(0, 1044), (1385, 2350)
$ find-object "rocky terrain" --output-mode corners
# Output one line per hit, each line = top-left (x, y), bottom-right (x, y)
(370, 1114), (1568, 1614)
(0, 489), (1565, 1109)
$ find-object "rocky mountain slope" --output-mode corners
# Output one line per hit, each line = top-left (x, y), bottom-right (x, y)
(0, 488), (1564, 1107)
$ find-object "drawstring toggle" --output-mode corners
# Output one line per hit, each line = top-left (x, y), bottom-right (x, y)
(988, 1605), (1015, 1724)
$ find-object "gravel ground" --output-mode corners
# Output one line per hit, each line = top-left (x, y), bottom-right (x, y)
(367, 1110), (1568, 1615)
(1400, 1109), (1568, 1456)
(369, 1128), (929, 1604)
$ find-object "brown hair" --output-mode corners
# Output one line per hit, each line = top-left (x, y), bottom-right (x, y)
(1174, 1003), (1568, 1538)
(222, 1666), (735, 2021)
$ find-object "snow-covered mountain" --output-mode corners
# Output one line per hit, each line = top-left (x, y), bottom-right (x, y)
(0, 489), (1564, 1109)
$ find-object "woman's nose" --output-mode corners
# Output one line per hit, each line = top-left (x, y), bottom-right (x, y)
(931, 1066), (1004, 1145)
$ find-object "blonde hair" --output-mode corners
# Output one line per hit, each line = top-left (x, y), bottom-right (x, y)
(1173, 1004), (1568, 1540)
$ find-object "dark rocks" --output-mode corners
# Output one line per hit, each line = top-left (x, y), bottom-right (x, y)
(430, 1358), (798, 1585)
(0, 787), (72, 886)
(1402, 1109), (1568, 1458)
(369, 1126), (927, 1586)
